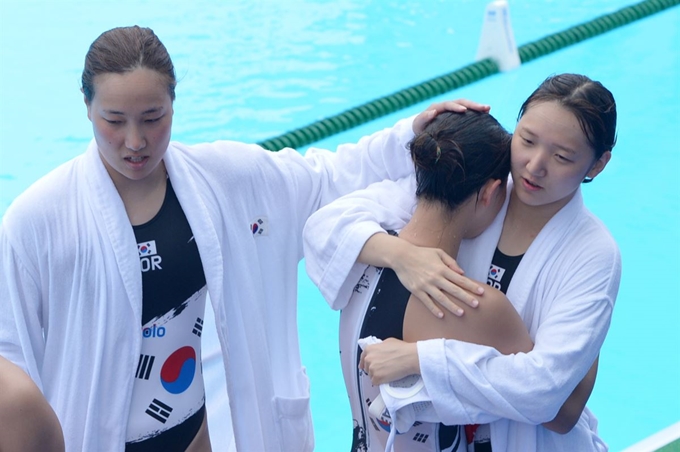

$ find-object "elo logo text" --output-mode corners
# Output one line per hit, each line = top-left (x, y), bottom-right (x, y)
(143, 324), (166, 338)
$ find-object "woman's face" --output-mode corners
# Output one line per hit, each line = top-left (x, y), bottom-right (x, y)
(86, 67), (173, 188)
(511, 101), (610, 213)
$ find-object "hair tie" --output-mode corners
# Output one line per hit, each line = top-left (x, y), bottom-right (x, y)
(435, 146), (442, 163)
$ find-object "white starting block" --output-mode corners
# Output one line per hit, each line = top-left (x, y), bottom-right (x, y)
(476, 0), (521, 71)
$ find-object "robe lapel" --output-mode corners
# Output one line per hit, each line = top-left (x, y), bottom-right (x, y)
(82, 140), (142, 322)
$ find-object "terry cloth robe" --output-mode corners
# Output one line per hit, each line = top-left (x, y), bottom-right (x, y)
(0, 116), (416, 452)
(303, 176), (621, 452)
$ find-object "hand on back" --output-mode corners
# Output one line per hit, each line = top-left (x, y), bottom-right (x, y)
(390, 244), (484, 318)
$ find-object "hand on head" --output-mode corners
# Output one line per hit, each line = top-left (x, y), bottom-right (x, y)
(413, 99), (491, 134)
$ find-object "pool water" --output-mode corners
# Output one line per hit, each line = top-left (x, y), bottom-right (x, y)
(1, 1), (678, 451)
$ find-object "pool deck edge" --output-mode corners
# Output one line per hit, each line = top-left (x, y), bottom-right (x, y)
(620, 421), (680, 452)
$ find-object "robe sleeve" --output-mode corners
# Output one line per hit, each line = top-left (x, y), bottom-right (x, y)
(417, 235), (621, 426)
(295, 115), (417, 207)
(261, 115), (419, 264)
(0, 223), (45, 389)
(303, 177), (416, 309)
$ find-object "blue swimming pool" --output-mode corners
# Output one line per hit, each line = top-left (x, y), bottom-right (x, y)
(1, 1), (678, 450)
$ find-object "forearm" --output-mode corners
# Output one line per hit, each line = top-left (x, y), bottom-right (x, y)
(357, 231), (411, 268)
(417, 335), (603, 426)
(303, 178), (415, 308)
(542, 357), (599, 434)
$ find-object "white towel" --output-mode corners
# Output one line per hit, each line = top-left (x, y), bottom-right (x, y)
(358, 336), (439, 452)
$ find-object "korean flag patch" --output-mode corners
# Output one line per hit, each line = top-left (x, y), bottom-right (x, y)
(250, 216), (268, 236)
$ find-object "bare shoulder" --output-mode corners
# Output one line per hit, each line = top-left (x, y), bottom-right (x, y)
(475, 284), (521, 325)
(404, 282), (533, 355)
(476, 284), (533, 354)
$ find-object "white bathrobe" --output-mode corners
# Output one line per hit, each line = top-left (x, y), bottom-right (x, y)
(303, 176), (621, 451)
(0, 117), (416, 452)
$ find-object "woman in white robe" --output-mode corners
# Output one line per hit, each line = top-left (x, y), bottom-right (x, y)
(303, 73), (621, 451)
(0, 25), (482, 451)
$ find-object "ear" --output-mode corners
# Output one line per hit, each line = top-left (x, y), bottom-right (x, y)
(479, 179), (502, 206)
(586, 151), (612, 180)
(82, 89), (92, 121)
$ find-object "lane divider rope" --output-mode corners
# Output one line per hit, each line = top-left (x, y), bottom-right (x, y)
(258, 0), (679, 151)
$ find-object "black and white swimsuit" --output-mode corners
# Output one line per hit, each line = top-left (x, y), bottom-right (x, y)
(340, 243), (523, 452)
(126, 179), (208, 451)
(339, 264), (465, 452)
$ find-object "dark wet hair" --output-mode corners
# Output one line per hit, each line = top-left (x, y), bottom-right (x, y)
(518, 73), (617, 168)
(81, 26), (176, 102)
(409, 110), (511, 212)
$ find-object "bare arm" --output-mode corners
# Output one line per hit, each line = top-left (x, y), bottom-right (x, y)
(403, 284), (532, 354)
(0, 356), (64, 452)
(542, 357), (599, 434)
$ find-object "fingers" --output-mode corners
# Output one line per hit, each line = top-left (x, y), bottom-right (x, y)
(412, 291), (445, 318)
(441, 267), (484, 295)
(358, 345), (388, 385)
(412, 109), (437, 134)
(430, 100), (469, 114)
(414, 99), (491, 134)
(436, 272), (482, 310)
(428, 99), (491, 114)
(359, 348), (380, 383)
(442, 282), (480, 309)
(439, 264), (484, 296)
(449, 99), (491, 112)
(430, 293), (465, 317)
(437, 250), (464, 274)
(413, 283), (470, 317)
(427, 265), (484, 313)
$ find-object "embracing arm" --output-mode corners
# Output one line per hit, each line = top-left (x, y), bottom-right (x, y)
(412, 243), (620, 427)
(303, 176), (484, 314)
(542, 357), (599, 434)
(357, 197), (621, 427)
(301, 100), (489, 307)
(297, 100), (490, 209)
(361, 337), (599, 434)
(389, 280), (600, 432)
(362, 282), (601, 433)
(303, 177), (416, 309)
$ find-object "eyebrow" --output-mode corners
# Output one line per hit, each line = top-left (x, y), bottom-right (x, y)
(104, 107), (164, 115)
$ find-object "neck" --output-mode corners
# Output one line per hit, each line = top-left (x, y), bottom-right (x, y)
(103, 160), (168, 226)
(398, 201), (466, 259)
(506, 187), (576, 235)
(109, 161), (167, 201)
